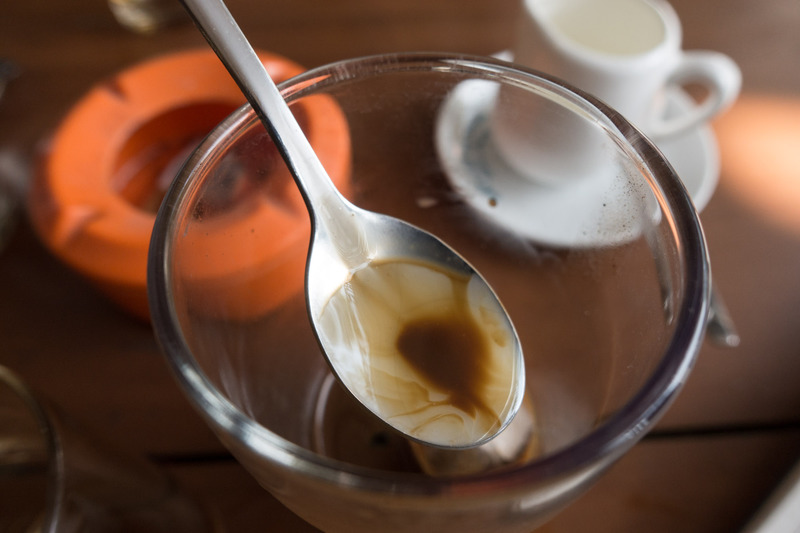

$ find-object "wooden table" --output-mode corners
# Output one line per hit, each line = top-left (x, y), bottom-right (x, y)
(1, 0), (799, 531)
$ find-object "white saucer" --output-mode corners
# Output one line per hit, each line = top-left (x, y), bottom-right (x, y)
(656, 89), (720, 213)
(435, 75), (719, 248)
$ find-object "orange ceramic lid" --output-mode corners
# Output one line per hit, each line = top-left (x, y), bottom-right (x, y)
(30, 48), (350, 321)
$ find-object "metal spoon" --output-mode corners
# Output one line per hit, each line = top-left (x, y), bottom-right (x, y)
(707, 283), (740, 347)
(179, 0), (525, 449)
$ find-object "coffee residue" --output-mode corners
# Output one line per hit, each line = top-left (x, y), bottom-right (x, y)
(317, 257), (518, 447)
(396, 304), (493, 418)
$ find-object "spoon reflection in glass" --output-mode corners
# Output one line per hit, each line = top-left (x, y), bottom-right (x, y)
(179, 0), (525, 449)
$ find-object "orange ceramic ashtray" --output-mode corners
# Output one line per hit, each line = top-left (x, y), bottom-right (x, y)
(30, 48), (350, 321)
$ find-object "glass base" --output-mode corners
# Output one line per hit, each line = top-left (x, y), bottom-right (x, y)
(311, 373), (423, 473)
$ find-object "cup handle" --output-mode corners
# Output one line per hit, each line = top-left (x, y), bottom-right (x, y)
(649, 51), (741, 139)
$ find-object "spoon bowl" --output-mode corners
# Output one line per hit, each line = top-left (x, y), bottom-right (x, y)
(309, 202), (525, 448)
(179, 0), (525, 448)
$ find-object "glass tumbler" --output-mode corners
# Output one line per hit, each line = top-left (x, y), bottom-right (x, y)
(148, 53), (709, 533)
(0, 365), (219, 532)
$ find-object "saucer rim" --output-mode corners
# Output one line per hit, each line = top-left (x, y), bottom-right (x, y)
(434, 68), (719, 248)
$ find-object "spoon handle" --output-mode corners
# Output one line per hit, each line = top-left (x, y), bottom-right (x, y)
(707, 282), (740, 348)
(179, 0), (342, 214)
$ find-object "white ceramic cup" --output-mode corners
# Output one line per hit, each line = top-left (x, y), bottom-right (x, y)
(491, 0), (741, 186)
(514, 0), (740, 138)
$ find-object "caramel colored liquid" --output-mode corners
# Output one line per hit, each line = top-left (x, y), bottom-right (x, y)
(396, 298), (493, 419)
(317, 257), (518, 448)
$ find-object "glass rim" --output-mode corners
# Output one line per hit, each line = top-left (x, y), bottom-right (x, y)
(0, 365), (62, 525)
(147, 52), (709, 496)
